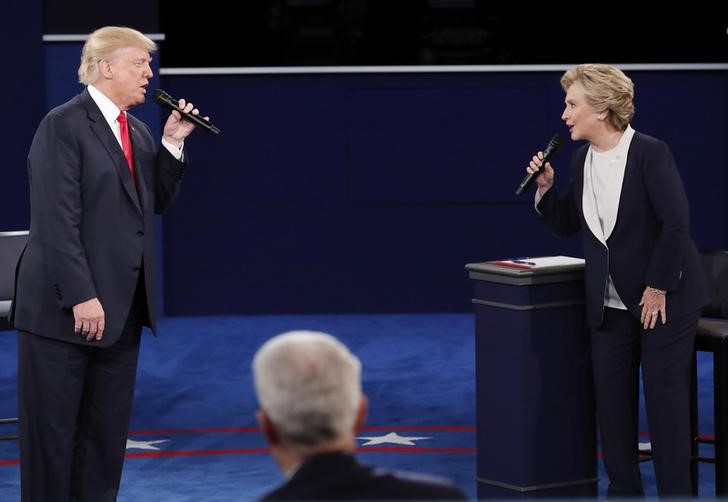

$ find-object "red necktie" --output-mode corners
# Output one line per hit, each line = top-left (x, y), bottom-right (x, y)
(117, 111), (135, 180)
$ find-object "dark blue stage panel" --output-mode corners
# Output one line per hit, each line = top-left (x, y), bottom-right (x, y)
(160, 73), (574, 315)
(0, 0), (43, 232)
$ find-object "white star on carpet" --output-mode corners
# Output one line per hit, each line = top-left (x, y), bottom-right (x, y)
(126, 438), (170, 450)
(357, 432), (431, 446)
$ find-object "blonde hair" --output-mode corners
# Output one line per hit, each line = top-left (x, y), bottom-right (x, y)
(561, 64), (635, 131)
(78, 26), (156, 85)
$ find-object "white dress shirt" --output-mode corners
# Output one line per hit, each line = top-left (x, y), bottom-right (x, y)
(87, 85), (183, 160)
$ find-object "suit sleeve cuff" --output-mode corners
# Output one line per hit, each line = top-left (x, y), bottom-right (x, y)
(161, 137), (184, 161)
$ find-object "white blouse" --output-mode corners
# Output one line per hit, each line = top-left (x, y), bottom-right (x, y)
(582, 125), (636, 309)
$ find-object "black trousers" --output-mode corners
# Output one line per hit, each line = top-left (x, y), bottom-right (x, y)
(591, 307), (700, 498)
(17, 281), (146, 502)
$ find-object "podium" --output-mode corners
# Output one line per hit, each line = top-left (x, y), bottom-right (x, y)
(465, 259), (597, 498)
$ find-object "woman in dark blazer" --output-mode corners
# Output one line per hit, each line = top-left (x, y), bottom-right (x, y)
(526, 64), (707, 498)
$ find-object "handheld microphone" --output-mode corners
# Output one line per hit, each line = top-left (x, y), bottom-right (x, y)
(152, 89), (221, 134)
(515, 134), (562, 195)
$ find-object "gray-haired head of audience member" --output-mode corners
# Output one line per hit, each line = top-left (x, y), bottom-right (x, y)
(252, 330), (367, 457)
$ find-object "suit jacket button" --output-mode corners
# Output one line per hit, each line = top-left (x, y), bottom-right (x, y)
(137, 230), (144, 236)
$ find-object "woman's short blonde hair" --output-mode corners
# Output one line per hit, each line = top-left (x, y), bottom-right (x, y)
(78, 26), (156, 85)
(560, 64), (634, 131)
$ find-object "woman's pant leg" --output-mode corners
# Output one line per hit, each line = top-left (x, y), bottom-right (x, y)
(591, 308), (644, 497)
(641, 308), (699, 497)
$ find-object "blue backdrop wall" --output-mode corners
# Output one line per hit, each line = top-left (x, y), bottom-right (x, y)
(1, 0), (44, 232)
(157, 70), (728, 314)
(7, 21), (728, 316)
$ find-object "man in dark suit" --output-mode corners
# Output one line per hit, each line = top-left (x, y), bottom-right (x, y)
(11, 26), (207, 501)
(252, 330), (466, 501)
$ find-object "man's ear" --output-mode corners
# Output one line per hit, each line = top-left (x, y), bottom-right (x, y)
(256, 410), (280, 446)
(99, 59), (113, 79)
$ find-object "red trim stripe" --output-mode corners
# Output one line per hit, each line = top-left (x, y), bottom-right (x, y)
(128, 425), (477, 435)
(360, 426), (476, 431)
(2, 432), (717, 467)
(358, 447), (476, 453)
(0, 446), (477, 466)
(126, 446), (476, 459)
(129, 427), (260, 435)
(126, 448), (270, 458)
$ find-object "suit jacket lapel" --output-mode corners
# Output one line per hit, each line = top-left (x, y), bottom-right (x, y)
(572, 147), (605, 244)
(128, 119), (149, 213)
(82, 92), (143, 216)
(581, 148), (607, 244)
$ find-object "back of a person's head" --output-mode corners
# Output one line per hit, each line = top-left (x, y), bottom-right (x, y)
(252, 330), (362, 448)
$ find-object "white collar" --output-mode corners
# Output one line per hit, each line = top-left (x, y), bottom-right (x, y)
(581, 125), (636, 244)
(87, 85), (123, 126)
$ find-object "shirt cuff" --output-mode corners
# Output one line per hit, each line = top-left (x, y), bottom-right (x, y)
(161, 137), (184, 161)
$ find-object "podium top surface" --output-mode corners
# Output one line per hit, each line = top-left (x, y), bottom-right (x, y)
(466, 256), (585, 285)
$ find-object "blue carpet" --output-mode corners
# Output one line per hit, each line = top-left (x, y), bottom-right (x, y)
(0, 314), (719, 500)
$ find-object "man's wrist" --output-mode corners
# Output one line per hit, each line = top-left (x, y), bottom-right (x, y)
(647, 286), (666, 295)
(161, 137), (184, 160)
(162, 136), (183, 149)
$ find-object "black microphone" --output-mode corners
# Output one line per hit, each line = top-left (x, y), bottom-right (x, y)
(152, 89), (221, 134)
(515, 134), (562, 195)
